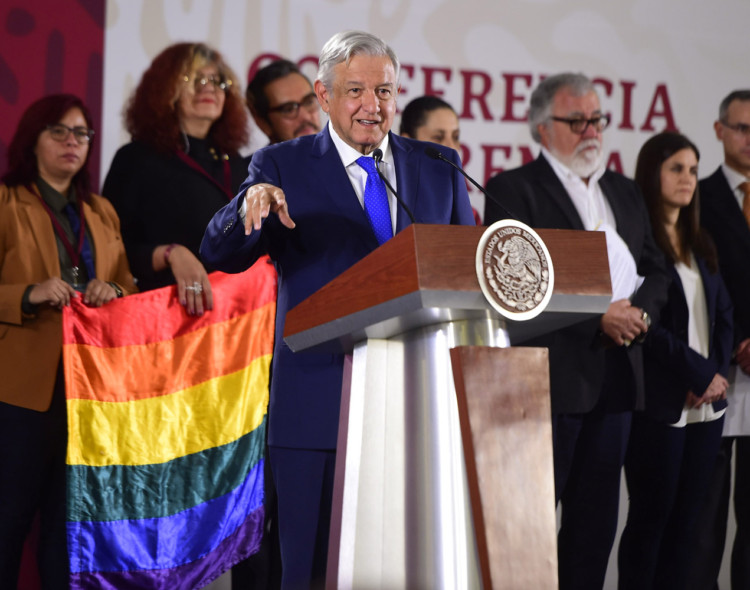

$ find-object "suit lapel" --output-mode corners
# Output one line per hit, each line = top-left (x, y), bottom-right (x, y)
(599, 172), (627, 231)
(706, 169), (750, 244)
(390, 134), (419, 233)
(310, 129), (380, 249)
(534, 156), (585, 230)
(18, 184), (61, 278)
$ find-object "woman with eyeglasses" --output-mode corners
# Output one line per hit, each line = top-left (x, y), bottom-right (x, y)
(617, 132), (734, 589)
(102, 42), (249, 314)
(0, 94), (136, 587)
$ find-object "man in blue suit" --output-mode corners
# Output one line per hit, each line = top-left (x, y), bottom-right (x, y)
(201, 30), (474, 589)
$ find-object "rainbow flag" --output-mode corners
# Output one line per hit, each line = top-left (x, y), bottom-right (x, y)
(62, 259), (277, 589)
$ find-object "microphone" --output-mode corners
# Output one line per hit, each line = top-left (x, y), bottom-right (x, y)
(372, 148), (416, 224)
(424, 146), (517, 220)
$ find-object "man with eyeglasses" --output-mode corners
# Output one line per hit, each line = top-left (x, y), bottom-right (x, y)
(689, 89), (750, 590)
(484, 72), (668, 590)
(246, 59), (321, 145)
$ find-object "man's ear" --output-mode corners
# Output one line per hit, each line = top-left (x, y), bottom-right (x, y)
(714, 120), (724, 141)
(314, 79), (330, 114)
(250, 108), (274, 138)
(537, 122), (551, 149)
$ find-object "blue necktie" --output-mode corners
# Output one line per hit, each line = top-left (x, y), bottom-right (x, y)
(356, 156), (392, 245)
(64, 203), (96, 281)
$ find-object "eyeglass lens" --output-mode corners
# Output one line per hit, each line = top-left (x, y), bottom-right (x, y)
(47, 124), (94, 144)
(724, 121), (750, 136)
(191, 75), (229, 92)
(272, 93), (318, 118)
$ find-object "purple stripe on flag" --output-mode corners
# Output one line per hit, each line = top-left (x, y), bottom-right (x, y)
(68, 458), (264, 574)
(69, 504), (265, 590)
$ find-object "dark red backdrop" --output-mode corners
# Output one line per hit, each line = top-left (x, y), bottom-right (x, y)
(0, 0), (105, 189)
(0, 2), (105, 587)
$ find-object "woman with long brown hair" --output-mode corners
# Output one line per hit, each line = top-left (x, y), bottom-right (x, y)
(618, 132), (734, 589)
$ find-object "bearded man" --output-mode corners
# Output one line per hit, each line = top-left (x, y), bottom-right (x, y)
(484, 72), (669, 590)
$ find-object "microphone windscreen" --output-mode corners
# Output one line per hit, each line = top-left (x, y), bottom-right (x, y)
(372, 148), (384, 163)
(424, 146), (442, 160)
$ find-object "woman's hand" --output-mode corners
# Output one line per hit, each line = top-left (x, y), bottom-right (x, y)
(28, 278), (78, 309)
(687, 373), (729, 408)
(166, 245), (213, 315)
(82, 279), (119, 307)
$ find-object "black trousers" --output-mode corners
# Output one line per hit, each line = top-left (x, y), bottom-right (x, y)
(687, 436), (750, 590)
(0, 364), (69, 590)
(553, 409), (632, 590)
(619, 414), (724, 590)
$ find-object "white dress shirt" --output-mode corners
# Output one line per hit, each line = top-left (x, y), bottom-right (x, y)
(541, 147), (644, 301)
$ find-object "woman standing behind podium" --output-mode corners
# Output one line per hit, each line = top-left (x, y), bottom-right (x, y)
(618, 132), (734, 589)
(0, 94), (136, 587)
(103, 42), (249, 313)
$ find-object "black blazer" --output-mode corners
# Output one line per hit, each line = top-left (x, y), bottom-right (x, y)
(485, 154), (669, 414)
(700, 166), (750, 345)
(642, 256), (733, 423)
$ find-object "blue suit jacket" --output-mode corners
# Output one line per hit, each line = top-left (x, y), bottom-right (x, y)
(642, 256), (733, 423)
(484, 154), (670, 414)
(200, 128), (474, 449)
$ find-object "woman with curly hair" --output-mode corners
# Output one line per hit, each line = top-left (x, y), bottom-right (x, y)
(103, 42), (249, 314)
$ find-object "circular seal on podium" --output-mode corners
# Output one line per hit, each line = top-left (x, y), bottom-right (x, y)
(475, 220), (555, 321)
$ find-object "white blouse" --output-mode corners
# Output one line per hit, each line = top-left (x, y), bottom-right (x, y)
(671, 253), (725, 427)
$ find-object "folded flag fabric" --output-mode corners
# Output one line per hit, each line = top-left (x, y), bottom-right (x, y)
(63, 258), (277, 589)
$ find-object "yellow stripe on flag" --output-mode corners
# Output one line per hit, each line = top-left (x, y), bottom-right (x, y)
(67, 355), (270, 467)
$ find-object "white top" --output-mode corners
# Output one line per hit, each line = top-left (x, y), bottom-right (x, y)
(671, 254), (725, 426)
(541, 148), (644, 301)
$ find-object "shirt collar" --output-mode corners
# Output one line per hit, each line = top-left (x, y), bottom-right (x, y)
(327, 121), (392, 167)
(36, 177), (77, 213)
(721, 162), (750, 192)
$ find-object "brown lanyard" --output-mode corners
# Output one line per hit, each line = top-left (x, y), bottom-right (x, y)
(28, 184), (88, 284)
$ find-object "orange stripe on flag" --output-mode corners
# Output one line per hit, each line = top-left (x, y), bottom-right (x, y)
(64, 303), (275, 402)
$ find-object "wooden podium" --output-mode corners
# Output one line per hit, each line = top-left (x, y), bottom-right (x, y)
(283, 224), (611, 589)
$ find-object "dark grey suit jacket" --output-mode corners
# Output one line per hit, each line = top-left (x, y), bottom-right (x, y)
(485, 154), (669, 415)
(700, 166), (750, 346)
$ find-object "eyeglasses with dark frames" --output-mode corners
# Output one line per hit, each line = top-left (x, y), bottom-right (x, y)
(549, 114), (611, 134)
(721, 120), (750, 138)
(183, 73), (232, 93)
(45, 124), (95, 144)
(267, 93), (319, 119)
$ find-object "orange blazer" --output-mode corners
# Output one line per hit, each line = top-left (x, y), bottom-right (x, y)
(0, 183), (137, 411)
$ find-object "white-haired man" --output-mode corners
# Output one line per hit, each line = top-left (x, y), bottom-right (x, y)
(484, 73), (669, 590)
(202, 30), (474, 588)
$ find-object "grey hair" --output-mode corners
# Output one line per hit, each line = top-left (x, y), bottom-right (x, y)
(316, 30), (400, 91)
(528, 73), (596, 143)
(718, 90), (750, 122)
